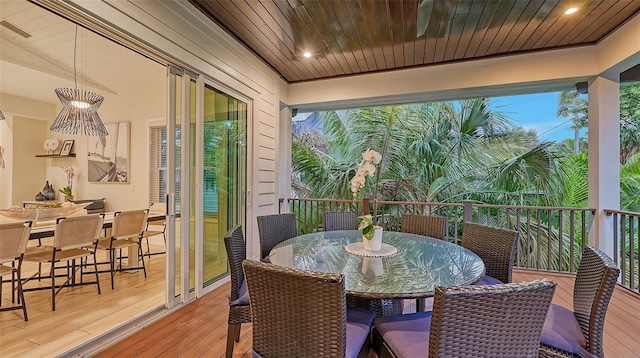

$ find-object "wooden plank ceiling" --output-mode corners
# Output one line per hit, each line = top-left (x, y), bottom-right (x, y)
(189, 0), (640, 84)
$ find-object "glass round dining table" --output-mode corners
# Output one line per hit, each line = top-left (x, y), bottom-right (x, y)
(268, 230), (485, 300)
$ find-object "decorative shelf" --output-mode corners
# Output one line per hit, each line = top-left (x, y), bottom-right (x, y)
(35, 154), (76, 158)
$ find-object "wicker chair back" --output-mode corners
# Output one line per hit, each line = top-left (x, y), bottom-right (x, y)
(257, 213), (297, 261)
(461, 222), (518, 283)
(401, 214), (447, 239)
(324, 211), (364, 231)
(243, 259), (349, 358)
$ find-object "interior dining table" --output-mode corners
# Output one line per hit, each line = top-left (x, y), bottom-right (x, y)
(26, 211), (166, 239)
(0, 210), (166, 268)
(268, 230), (485, 312)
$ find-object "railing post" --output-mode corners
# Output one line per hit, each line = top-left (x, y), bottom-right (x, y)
(363, 198), (370, 215)
(463, 200), (473, 223)
(279, 198), (291, 213)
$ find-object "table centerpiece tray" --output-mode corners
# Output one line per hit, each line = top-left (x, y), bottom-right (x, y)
(345, 242), (397, 258)
(0, 202), (91, 222)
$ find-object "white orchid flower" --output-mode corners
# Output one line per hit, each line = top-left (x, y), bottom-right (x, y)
(362, 149), (382, 164)
(350, 174), (366, 193)
(350, 149), (382, 200)
(359, 162), (376, 177)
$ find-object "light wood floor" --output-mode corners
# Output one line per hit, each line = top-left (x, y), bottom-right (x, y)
(0, 244), (166, 358)
(95, 268), (640, 358)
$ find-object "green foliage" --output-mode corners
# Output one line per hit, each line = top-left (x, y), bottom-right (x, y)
(539, 152), (589, 208)
(292, 99), (556, 207)
(557, 84), (640, 164)
(620, 84), (640, 164)
(621, 153), (640, 212)
(557, 90), (588, 129)
(59, 186), (73, 200)
(357, 214), (375, 240)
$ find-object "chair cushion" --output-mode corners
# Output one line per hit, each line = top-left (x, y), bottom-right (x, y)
(346, 307), (376, 358)
(229, 279), (250, 306)
(475, 274), (503, 285)
(373, 311), (432, 358)
(541, 304), (596, 357)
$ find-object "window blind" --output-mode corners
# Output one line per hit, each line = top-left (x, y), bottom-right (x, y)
(148, 126), (167, 206)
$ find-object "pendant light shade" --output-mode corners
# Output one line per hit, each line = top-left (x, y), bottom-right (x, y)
(50, 88), (108, 136)
(50, 25), (108, 136)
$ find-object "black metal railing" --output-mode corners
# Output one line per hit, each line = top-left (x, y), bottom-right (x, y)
(605, 209), (640, 293)
(280, 197), (596, 273)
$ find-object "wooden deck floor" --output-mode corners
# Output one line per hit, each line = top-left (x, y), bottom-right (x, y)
(516, 269), (640, 358)
(94, 268), (640, 358)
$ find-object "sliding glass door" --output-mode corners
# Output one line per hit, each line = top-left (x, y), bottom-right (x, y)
(166, 67), (182, 306)
(201, 85), (247, 286)
(168, 69), (247, 302)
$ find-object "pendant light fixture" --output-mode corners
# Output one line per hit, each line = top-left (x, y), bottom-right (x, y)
(50, 25), (108, 136)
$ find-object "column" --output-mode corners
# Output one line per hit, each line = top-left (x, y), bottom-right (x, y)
(277, 103), (293, 203)
(587, 75), (620, 260)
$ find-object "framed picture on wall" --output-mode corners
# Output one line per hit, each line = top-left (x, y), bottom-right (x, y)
(87, 122), (129, 183)
(59, 140), (74, 156)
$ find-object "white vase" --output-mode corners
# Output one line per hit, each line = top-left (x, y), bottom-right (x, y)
(363, 226), (383, 251)
(362, 257), (384, 276)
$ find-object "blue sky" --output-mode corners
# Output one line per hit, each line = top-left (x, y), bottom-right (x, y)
(490, 92), (579, 142)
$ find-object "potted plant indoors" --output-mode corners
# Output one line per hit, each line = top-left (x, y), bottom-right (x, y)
(59, 166), (74, 201)
(59, 186), (73, 201)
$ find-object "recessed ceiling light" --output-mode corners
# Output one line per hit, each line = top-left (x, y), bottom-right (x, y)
(303, 52), (311, 58)
(565, 7), (578, 15)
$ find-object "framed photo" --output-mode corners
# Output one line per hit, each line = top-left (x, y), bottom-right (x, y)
(87, 122), (129, 183)
(59, 140), (74, 156)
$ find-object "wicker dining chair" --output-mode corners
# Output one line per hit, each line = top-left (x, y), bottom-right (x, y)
(96, 210), (148, 289)
(324, 211), (364, 231)
(372, 278), (556, 358)
(461, 222), (518, 284)
(256, 213), (297, 262)
(400, 214), (447, 240)
(539, 246), (620, 358)
(243, 259), (376, 358)
(0, 222), (31, 321)
(23, 215), (103, 311)
(223, 225), (251, 358)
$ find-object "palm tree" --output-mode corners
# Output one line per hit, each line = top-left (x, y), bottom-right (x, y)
(556, 90), (588, 155)
(621, 153), (640, 212)
(620, 84), (640, 164)
(293, 99), (554, 204)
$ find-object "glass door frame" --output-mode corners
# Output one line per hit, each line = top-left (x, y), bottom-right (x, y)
(198, 77), (251, 297)
(166, 67), (251, 304)
(165, 66), (197, 306)
(165, 66), (179, 308)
